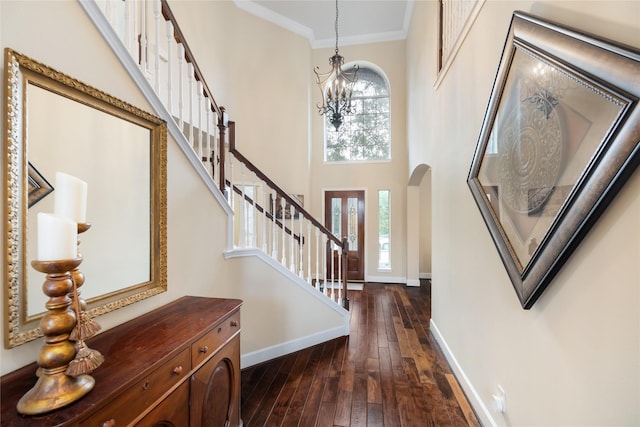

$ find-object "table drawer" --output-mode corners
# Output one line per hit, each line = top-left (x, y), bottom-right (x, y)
(191, 310), (240, 368)
(80, 348), (190, 427)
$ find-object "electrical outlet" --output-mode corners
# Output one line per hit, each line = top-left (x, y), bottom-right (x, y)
(492, 385), (506, 413)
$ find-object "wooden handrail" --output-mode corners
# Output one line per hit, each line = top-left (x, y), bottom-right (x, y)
(159, 0), (342, 250)
(227, 121), (343, 247)
(227, 180), (304, 245)
(161, 0), (222, 117)
(154, 0), (348, 306)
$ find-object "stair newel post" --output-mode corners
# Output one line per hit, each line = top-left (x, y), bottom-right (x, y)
(342, 236), (349, 310)
(217, 108), (227, 195)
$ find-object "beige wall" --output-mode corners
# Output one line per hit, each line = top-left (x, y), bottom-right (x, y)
(310, 41), (409, 282)
(419, 168), (432, 276)
(407, 0), (639, 425)
(0, 0), (345, 375)
(168, 0), (312, 198)
(3, 1), (639, 423)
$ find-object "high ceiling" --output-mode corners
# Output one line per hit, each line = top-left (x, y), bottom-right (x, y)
(234, 0), (414, 49)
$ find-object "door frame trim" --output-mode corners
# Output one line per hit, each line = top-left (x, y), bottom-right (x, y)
(322, 187), (368, 281)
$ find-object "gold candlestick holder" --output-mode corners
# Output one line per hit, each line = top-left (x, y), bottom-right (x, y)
(17, 257), (95, 415)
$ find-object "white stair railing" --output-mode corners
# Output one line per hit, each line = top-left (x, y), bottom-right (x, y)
(92, 0), (349, 309)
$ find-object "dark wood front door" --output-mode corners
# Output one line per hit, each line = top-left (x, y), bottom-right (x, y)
(324, 190), (365, 281)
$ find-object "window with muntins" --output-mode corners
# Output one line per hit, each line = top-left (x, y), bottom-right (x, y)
(325, 67), (390, 162)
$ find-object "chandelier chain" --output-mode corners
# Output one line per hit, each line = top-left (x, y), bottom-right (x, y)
(334, 0), (339, 54)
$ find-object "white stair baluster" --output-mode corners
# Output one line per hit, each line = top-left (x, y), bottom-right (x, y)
(153, 0), (160, 93)
(166, 21), (173, 113)
(289, 205), (295, 272)
(104, 1), (113, 29)
(140, 0), (147, 73)
(177, 43), (184, 131)
(315, 228), (320, 290)
(188, 63), (194, 147)
(330, 241), (335, 301)
(322, 234), (328, 296)
(197, 81), (204, 159)
(298, 216), (304, 279)
(307, 221), (312, 284)
(261, 182), (267, 251)
(252, 174), (258, 248)
(228, 154), (234, 207)
(337, 245), (342, 305)
(271, 190), (278, 259)
(124, 0), (134, 56)
(205, 102), (211, 165)
(280, 197), (286, 267)
(240, 167), (247, 248)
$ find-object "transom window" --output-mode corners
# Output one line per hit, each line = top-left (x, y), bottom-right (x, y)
(324, 67), (390, 162)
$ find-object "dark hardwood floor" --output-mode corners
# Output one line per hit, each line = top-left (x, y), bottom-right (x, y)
(240, 281), (480, 427)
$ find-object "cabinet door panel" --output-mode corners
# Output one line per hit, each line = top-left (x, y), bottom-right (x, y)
(191, 336), (240, 427)
(135, 381), (189, 427)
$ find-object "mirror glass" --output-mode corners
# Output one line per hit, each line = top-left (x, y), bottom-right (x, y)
(4, 48), (167, 348)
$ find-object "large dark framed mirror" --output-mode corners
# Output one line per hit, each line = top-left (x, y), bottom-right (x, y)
(3, 48), (167, 348)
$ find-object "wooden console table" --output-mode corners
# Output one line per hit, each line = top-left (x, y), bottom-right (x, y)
(1, 296), (242, 426)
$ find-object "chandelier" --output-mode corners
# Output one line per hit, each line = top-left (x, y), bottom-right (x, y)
(314, 0), (359, 130)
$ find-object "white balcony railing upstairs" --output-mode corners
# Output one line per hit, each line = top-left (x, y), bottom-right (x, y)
(85, 0), (350, 309)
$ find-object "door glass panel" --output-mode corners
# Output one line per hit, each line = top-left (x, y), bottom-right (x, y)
(348, 197), (358, 251)
(331, 198), (342, 238)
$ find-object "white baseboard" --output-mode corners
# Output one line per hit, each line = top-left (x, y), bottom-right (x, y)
(241, 325), (347, 369)
(419, 272), (432, 279)
(366, 275), (406, 284)
(406, 279), (420, 287)
(430, 319), (496, 427)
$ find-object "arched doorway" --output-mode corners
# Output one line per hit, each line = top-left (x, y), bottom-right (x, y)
(407, 164), (432, 287)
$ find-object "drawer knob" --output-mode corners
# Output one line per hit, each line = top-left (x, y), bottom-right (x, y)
(142, 381), (150, 390)
(173, 365), (183, 375)
(200, 345), (209, 353)
(230, 320), (239, 327)
(101, 420), (116, 427)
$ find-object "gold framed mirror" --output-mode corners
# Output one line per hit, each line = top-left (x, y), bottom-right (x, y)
(3, 48), (167, 348)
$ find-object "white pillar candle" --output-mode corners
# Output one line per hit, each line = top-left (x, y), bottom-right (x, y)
(54, 172), (88, 223)
(37, 213), (78, 261)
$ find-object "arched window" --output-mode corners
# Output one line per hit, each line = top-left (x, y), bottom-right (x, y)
(324, 66), (390, 162)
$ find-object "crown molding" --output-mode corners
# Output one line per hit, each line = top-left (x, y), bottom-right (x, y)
(234, 0), (413, 49)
